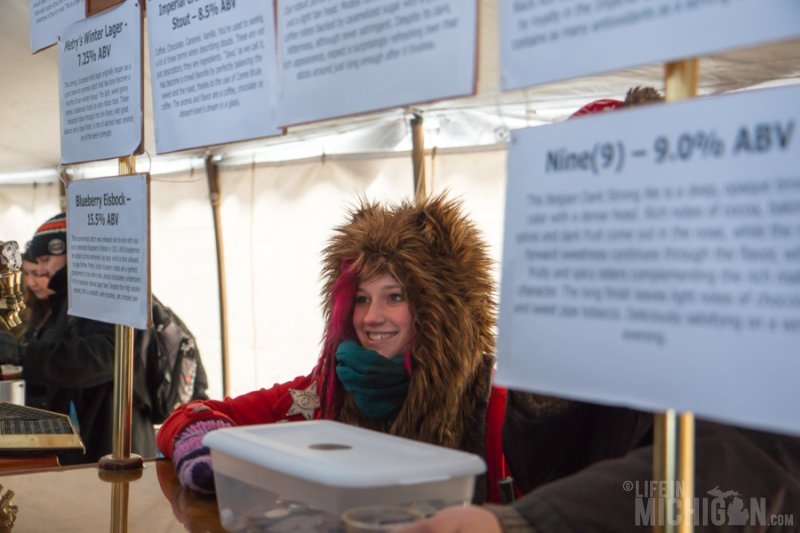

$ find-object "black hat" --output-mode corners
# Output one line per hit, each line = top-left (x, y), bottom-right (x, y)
(30, 213), (67, 259)
(21, 242), (34, 263)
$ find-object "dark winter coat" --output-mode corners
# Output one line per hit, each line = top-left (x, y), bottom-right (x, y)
(503, 391), (652, 494)
(502, 393), (800, 532)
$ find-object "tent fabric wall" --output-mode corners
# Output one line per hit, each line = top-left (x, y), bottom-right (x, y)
(149, 173), (222, 399)
(0, 146), (507, 401)
(1, 183), (63, 247)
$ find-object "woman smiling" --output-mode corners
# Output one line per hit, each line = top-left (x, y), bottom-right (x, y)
(156, 194), (509, 503)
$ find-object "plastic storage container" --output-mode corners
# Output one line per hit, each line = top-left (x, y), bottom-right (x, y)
(203, 420), (486, 532)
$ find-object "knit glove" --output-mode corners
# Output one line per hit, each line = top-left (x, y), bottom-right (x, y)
(173, 418), (231, 494)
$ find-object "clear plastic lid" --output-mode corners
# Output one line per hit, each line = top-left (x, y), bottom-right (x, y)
(203, 420), (486, 488)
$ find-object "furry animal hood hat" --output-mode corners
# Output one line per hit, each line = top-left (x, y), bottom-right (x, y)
(314, 193), (497, 449)
(570, 86), (664, 118)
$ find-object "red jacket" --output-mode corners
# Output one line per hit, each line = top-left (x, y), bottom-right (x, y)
(157, 375), (510, 503)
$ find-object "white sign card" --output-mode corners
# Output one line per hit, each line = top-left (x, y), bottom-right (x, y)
(66, 174), (149, 329)
(500, 0), (800, 90)
(146, 0), (280, 153)
(58, 0), (142, 164)
(277, 0), (478, 126)
(29, 0), (86, 53)
(496, 85), (800, 436)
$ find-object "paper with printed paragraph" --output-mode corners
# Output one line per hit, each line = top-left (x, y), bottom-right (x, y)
(29, 0), (86, 53)
(146, 0), (280, 153)
(66, 174), (149, 329)
(496, 85), (800, 436)
(500, 0), (800, 90)
(277, 0), (477, 126)
(58, 0), (141, 164)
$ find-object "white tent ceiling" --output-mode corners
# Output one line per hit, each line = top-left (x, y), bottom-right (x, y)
(2, 0), (800, 178)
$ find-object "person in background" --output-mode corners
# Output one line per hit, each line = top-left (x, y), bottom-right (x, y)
(157, 194), (510, 503)
(0, 213), (157, 463)
(399, 421), (800, 533)
(397, 88), (800, 531)
(16, 245), (50, 409)
(21, 246), (53, 303)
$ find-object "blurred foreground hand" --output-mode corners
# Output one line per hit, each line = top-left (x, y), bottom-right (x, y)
(396, 505), (501, 533)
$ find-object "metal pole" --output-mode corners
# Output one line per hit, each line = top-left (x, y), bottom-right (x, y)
(111, 324), (134, 459)
(99, 155), (143, 471)
(410, 113), (428, 200)
(109, 478), (129, 533)
(665, 60), (699, 102)
(98, 469), (143, 532)
(205, 155), (231, 398)
(678, 413), (695, 532)
(652, 58), (699, 532)
(653, 410), (677, 532)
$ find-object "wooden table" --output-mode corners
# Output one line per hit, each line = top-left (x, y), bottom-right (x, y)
(0, 458), (225, 532)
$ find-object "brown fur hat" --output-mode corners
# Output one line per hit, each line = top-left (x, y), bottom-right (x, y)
(314, 193), (496, 449)
(623, 86), (664, 107)
(571, 86), (664, 118)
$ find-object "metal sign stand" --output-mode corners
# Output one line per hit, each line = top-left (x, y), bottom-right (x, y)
(98, 155), (144, 472)
(653, 58), (698, 533)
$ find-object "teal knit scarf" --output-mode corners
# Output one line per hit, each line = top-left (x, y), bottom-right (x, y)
(335, 340), (410, 420)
